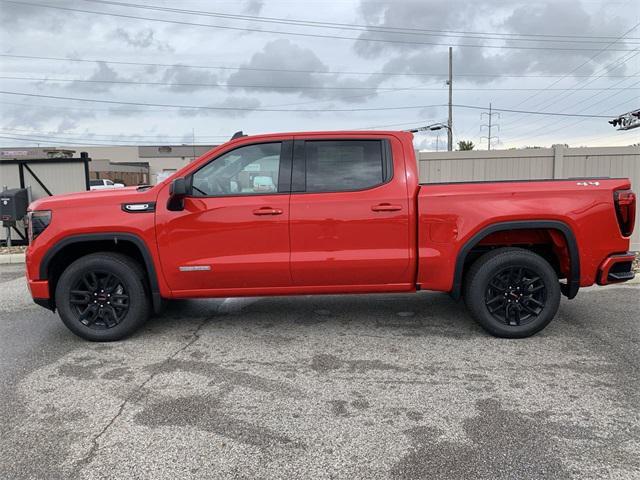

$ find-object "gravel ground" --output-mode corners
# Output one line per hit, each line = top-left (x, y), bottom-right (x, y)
(0, 263), (639, 480)
(0, 246), (27, 255)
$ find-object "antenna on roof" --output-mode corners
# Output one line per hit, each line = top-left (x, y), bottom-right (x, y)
(231, 131), (247, 140)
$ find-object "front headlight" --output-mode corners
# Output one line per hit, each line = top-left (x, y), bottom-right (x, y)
(27, 210), (51, 244)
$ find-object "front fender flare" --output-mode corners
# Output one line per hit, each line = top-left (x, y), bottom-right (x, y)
(39, 232), (163, 313)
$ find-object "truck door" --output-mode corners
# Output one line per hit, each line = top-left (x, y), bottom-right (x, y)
(289, 136), (411, 287)
(155, 140), (293, 293)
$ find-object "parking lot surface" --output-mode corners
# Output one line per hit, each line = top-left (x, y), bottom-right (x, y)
(1, 263), (639, 479)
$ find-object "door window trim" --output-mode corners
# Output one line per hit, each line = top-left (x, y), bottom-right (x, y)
(186, 140), (293, 198)
(291, 138), (393, 194)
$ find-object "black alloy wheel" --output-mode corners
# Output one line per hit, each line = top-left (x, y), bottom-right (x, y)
(463, 247), (561, 338)
(55, 252), (150, 341)
(70, 270), (130, 329)
(484, 266), (546, 327)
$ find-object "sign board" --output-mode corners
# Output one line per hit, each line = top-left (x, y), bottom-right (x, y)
(0, 150), (29, 157)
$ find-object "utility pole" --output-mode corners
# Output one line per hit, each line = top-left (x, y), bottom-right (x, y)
(487, 103), (492, 151)
(447, 47), (453, 151)
(192, 128), (196, 161)
(481, 103), (500, 151)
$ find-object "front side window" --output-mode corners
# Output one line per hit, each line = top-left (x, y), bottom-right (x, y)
(304, 140), (385, 192)
(191, 143), (281, 196)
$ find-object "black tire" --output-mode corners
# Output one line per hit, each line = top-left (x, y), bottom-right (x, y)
(55, 252), (150, 341)
(463, 247), (561, 338)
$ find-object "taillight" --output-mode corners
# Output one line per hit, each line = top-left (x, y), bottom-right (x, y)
(614, 189), (636, 237)
(27, 210), (52, 243)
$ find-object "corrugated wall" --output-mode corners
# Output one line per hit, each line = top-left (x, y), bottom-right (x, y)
(1, 159), (89, 242)
(417, 145), (640, 250)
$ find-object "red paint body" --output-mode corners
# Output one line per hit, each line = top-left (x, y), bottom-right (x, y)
(25, 131), (635, 306)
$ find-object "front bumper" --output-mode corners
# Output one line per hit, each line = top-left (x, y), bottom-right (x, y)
(597, 253), (636, 285)
(27, 278), (54, 311)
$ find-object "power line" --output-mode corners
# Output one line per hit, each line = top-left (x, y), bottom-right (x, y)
(505, 95), (639, 145)
(530, 50), (640, 113)
(0, 90), (618, 117)
(0, 90), (447, 111)
(0, 134), (158, 146)
(452, 105), (614, 118)
(504, 78), (640, 143)
(79, 0), (640, 45)
(2, 0), (637, 52)
(500, 54), (640, 135)
(0, 127), (229, 139)
(0, 130), (223, 145)
(499, 47), (640, 133)
(0, 76), (434, 91)
(0, 83), (411, 112)
(509, 22), (640, 109)
(2, 76), (638, 92)
(2, 53), (638, 79)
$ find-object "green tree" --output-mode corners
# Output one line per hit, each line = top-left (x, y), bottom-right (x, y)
(457, 140), (475, 151)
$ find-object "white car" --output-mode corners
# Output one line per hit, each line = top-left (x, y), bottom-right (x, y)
(89, 179), (125, 190)
(252, 175), (276, 192)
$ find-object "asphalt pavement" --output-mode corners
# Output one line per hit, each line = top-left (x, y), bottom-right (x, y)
(0, 263), (639, 480)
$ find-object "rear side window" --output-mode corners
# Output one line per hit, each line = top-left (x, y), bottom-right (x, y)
(304, 140), (387, 192)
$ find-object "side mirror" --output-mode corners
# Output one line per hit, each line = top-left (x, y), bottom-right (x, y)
(167, 177), (188, 211)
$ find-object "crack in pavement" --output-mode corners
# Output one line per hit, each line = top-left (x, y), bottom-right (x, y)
(71, 317), (210, 477)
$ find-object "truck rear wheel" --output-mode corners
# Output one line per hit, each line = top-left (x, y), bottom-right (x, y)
(463, 247), (561, 338)
(55, 252), (150, 341)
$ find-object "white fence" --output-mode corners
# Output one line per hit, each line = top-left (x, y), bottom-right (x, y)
(417, 145), (640, 250)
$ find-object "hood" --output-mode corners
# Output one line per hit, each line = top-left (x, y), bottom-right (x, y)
(29, 186), (158, 211)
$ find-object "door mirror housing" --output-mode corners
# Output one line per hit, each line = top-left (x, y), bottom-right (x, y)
(167, 177), (188, 211)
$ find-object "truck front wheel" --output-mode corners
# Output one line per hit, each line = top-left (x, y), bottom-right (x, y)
(55, 252), (150, 341)
(463, 247), (561, 338)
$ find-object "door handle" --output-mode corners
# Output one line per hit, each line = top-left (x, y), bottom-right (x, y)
(253, 207), (283, 216)
(371, 203), (402, 212)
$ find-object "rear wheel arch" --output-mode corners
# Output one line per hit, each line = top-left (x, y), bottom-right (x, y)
(451, 220), (580, 300)
(40, 233), (162, 313)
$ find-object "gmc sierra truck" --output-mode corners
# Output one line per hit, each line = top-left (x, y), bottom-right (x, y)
(25, 131), (636, 341)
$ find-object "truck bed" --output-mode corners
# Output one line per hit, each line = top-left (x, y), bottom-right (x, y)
(416, 178), (632, 293)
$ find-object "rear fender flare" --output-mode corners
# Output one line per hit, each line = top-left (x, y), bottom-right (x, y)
(451, 220), (580, 300)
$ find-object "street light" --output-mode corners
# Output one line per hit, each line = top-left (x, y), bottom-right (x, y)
(406, 123), (451, 134)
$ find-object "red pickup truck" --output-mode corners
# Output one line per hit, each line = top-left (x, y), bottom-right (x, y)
(25, 131), (636, 341)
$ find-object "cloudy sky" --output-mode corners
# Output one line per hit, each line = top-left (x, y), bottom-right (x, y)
(0, 0), (638, 150)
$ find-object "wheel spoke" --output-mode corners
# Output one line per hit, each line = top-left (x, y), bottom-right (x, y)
(104, 273), (120, 293)
(70, 290), (91, 305)
(521, 302), (539, 316)
(79, 304), (98, 325)
(528, 297), (544, 308)
(486, 295), (503, 305)
(505, 303), (515, 326)
(523, 276), (540, 287)
(485, 265), (547, 327)
(71, 270), (129, 330)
